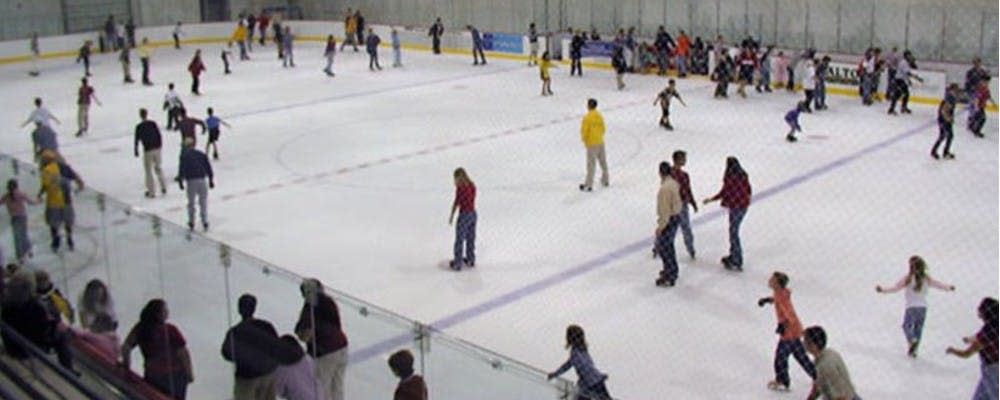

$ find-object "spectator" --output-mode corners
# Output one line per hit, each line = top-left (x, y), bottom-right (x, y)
(78, 278), (117, 331)
(122, 299), (194, 399)
(35, 270), (74, 325)
(389, 349), (428, 400)
(71, 313), (120, 364)
(946, 297), (998, 400)
(1, 271), (76, 371)
(274, 335), (327, 400)
(295, 278), (349, 400)
(1, 178), (37, 262)
(221, 294), (281, 400)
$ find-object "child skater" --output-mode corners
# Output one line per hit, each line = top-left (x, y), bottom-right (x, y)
(448, 168), (476, 270)
(654, 79), (686, 130)
(221, 43), (233, 74)
(391, 28), (402, 68)
(946, 297), (998, 400)
(785, 101), (805, 142)
(323, 35), (336, 77)
(203, 107), (230, 160)
(876, 255), (956, 357)
(1, 179), (38, 262)
(539, 51), (555, 96)
(546, 325), (612, 400)
(758, 272), (816, 392)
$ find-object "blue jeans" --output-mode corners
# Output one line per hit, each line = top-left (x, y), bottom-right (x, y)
(774, 339), (816, 386)
(727, 208), (747, 266)
(759, 67), (771, 89)
(861, 74), (874, 103)
(815, 80), (826, 107)
(974, 362), (999, 400)
(902, 307), (927, 343)
(675, 55), (687, 75)
(11, 215), (31, 260)
(454, 211), (477, 264)
(677, 205), (695, 257)
(656, 215), (680, 281)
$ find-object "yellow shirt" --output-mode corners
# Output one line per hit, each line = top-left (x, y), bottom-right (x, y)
(232, 25), (247, 42)
(540, 59), (552, 79)
(346, 17), (357, 34)
(580, 109), (605, 147)
(137, 44), (152, 59)
(40, 162), (65, 208)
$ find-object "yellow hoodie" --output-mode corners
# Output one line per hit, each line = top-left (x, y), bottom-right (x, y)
(580, 109), (605, 147)
(233, 25), (248, 42)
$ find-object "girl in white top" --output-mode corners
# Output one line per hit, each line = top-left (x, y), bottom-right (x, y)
(876, 255), (955, 357)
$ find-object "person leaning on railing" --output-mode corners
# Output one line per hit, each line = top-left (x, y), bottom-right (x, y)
(1, 270), (76, 372)
(121, 299), (194, 400)
(295, 278), (349, 400)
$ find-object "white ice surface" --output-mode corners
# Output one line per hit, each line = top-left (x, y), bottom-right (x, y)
(0, 42), (997, 399)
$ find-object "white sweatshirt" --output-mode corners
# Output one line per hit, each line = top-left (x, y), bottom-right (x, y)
(881, 274), (952, 309)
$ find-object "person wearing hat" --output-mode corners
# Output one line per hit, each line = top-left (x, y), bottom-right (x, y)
(295, 278), (348, 400)
(37, 151), (74, 251)
(176, 137), (213, 231)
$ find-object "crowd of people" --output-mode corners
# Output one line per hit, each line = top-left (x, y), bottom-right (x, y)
(2, 10), (997, 400)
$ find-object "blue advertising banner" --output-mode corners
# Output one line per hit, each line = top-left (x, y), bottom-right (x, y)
(483, 32), (524, 54)
(580, 41), (615, 58)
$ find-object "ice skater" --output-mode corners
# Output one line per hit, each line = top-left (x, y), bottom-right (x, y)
(172, 22), (184, 49)
(654, 161), (682, 287)
(569, 30), (584, 76)
(323, 35), (337, 76)
(428, 17), (443, 54)
(75, 78), (102, 137)
(612, 47), (627, 90)
(945, 297), (998, 400)
(468, 25), (486, 65)
(654, 79), (685, 130)
(22, 97), (61, 129)
(758, 272), (816, 392)
(281, 26), (295, 67)
(258, 13), (269, 46)
(204, 107), (230, 160)
(931, 84), (959, 160)
(785, 101), (805, 142)
(163, 83), (184, 131)
(28, 32), (40, 77)
(579, 99), (608, 192)
(546, 325), (612, 400)
(448, 168), (476, 270)
(38, 151), (78, 251)
(176, 137), (214, 232)
(232, 21), (249, 61)
(135, 108), (167, 198)
(138, 37), (153, 85)
(221, 43), (232, 74)
(713, 54), (732, 98)
(31, 121), (59, 162)
(875, 255), (956, 357)
(76, 40), (92, 77)
(188, 50), (205, 95)
(365, 28), (381, 71)
(341, 9), (358, 52)
(391, 28), (402, 68)
(703, 156), (751, 271)
(119, 43), (134, 83)
(968, 78), (996, 138)
(528, 23), (539, 66)
(1, 179), (39, 262)
(176, 108), (206, 146)
(670, 150), (697, 259)
(539, 51), (555, 96)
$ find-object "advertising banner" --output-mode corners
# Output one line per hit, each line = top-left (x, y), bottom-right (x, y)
(483, 32), (524, 54)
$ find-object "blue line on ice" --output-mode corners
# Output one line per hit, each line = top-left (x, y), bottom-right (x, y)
(348, 119), (935, 364)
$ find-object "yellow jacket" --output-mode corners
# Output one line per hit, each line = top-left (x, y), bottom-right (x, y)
(40, 162), (65, 208)
(580, 109), (605, 147)
(233, 25), (248, 42)
(346, 17), (357, 34)
(137, 44), (152, 59)
(656, 177), (683, 230)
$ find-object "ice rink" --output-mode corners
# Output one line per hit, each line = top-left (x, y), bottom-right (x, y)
(1, 40), (997, 399)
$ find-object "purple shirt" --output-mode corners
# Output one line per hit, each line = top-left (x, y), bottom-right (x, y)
(274, 356), (328, 400)
(1, 190), (31, 217)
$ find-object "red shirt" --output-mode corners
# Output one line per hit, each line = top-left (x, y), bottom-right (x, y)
(677, 35), (690, 56)
(670, 168), (694, 206)
(295, 294), (348, 357)
(78, 86), (94, 105)
(188, 57), (205, 76)
(713, 174), (751, 209)
(774, 288), (804, 341)
(454, 184), (476, 213)
(974, 86), (991, 110)
(131, 323), (187, 376)
(394, 375), (428, 400)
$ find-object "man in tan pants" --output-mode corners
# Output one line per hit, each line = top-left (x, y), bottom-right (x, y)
(579, 98), (609, 192)
(134, 108), (166, 198)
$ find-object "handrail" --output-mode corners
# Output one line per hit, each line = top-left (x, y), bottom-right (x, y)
(0, 320), (106, 400)
(70, 336), (174, 400)
(0, 355), (47, 400)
